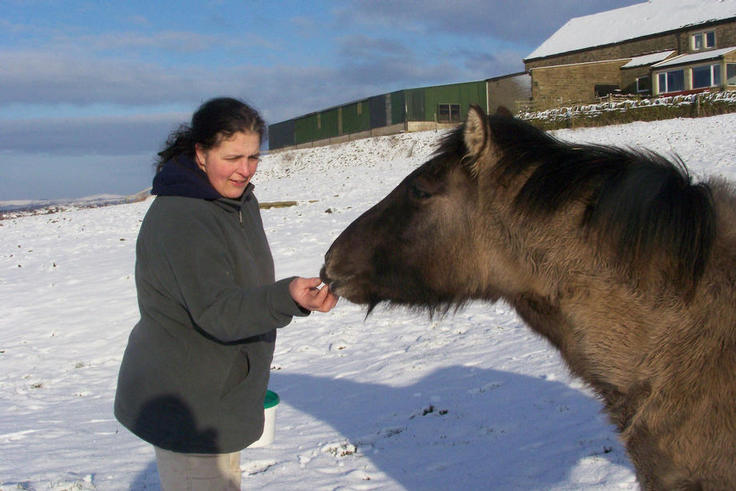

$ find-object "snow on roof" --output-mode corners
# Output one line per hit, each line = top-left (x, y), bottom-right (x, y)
(526, 0), (736, 60)
(652, 46), (736, 68)
(621, 50), (676, 68)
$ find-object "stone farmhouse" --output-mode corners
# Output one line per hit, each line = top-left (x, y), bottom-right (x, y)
(524, 0), (736, 110)
(268, 1), (736, 150)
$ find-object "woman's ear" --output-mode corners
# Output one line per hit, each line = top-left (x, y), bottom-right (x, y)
(194, 144), (207, 171)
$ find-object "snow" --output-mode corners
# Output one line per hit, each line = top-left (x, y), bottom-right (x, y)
(1, 113), (736, 490)
(621, 50), (675, 69)
(652, 45), (736, 68)
(526, 0), (736, 60)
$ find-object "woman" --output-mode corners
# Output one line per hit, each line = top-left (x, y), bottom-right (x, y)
(114, 97), (338, 490)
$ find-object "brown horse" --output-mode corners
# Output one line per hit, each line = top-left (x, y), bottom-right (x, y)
(321, 106), (736, 490)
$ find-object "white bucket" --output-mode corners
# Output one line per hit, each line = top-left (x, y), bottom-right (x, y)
(248, 390), (279, 448)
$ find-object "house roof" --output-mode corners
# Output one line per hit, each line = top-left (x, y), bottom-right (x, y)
(652, 46), (736, 68)
(621, 50), (676, 68)
(526, 0), (736, 61)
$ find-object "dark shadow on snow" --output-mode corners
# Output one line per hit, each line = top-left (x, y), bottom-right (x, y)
(126, 365), (634, 489)
(129, 461), (159, 490)
(269, 365), (633, 489)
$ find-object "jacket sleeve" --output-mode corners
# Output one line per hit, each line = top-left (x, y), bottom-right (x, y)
(144, 200), (308, 343)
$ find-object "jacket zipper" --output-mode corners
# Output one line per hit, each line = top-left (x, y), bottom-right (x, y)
(238, 209), (243, 226)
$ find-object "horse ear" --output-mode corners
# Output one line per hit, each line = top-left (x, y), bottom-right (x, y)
(463, 105), (488, 159)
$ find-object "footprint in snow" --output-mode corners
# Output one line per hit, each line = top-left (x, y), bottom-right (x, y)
(241, 459), (277, 475)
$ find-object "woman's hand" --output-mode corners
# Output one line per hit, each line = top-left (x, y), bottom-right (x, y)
(289, 277), (339, 312)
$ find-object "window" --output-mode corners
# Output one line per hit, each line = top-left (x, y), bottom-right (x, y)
(692, 63), (722, 89)
(357, 102), (362, 115)
(636, 76), (651, 93)
(437, 103), (461, 123)
(594, 84), (619, 97)
(658, 69), (685, 93)
(317, 114), (321, 129)
(692, 31), (716, 50)
(727, 64), (736, 86)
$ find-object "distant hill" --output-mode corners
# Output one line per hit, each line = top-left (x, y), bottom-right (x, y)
(0, 188), (151, 219)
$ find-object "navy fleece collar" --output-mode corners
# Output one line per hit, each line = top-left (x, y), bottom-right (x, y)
(151, 155), (255, 207)
(152, 155), (221, 200)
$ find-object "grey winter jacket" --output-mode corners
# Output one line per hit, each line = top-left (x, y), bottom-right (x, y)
(114, 156), (307, 453)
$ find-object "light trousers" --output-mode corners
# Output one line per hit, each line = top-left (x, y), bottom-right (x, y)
(154, 446), (242, 491)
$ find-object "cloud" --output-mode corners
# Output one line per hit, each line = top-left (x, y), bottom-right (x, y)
(0, 45), (325, 115)
(0, 113), (185, 156)
(289, 16), (320, 38)
(0, 152), (155, 201)
(338, 35), (414, 60)
(332, 33), (525, 96)
(342, 0), (641, 45)
(0, 60), (345, 156)
(453, 48), (526, 75)
(0, 0), (642, 159)
(80, 30), (220, 54)
(0, 50), (215, 106)
(72, 29), (279, 54)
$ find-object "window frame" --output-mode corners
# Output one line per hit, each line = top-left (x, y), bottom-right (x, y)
(727, 63), (736, 86)
(692, 30), (716, 51)
(657, 69), (685, 94)
(437, 103), (462, 123)
(636, 76), (651, 94)
(692, 63), (722, 89)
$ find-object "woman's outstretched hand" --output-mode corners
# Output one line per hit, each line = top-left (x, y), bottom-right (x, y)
(289, 277), (339, 312)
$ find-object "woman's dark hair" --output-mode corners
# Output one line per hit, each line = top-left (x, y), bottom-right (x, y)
(155, 97), (266, 172)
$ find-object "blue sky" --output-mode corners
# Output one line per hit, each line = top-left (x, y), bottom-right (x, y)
(0, 0), (639, 201)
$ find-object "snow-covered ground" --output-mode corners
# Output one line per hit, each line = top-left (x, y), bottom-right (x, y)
(1, 114), (735, 490)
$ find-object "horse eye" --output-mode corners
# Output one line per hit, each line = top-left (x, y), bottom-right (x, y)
(409, 183), (432, 200)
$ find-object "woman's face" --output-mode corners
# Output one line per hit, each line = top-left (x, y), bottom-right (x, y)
(195, 131), (261, 199)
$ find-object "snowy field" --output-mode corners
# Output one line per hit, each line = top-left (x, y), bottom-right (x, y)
(1, 114), (735, 490)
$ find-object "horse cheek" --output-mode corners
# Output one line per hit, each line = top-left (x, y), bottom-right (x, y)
(419, 197), (477, 293)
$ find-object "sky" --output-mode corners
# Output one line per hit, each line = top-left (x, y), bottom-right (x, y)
(0, 0), (640, 201)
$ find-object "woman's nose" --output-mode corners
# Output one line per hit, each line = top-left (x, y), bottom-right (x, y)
(239, 160), (255, 175)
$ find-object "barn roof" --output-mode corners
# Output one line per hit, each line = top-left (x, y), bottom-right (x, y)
(526, 0), (736, 61)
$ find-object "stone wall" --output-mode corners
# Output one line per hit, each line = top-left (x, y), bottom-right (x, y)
(525, 33), (681, 70)
(620, 66), (652, 94)
(530, 60), (628, 109)
(487, 73), (532, 114)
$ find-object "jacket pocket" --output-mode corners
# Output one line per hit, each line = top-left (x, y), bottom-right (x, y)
(220, 347), (250, 399)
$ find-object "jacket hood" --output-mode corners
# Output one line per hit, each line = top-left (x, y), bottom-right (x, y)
(151, 155), (255, 210)
(152, 155), (222, 200)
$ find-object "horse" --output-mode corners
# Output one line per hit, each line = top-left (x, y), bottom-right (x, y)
(320, 106), (736, 490)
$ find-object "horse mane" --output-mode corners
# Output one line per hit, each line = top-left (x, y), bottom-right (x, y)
(437, 116), (716, 292)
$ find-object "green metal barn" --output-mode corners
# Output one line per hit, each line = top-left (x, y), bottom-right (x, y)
(268, 80), (488, 151)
